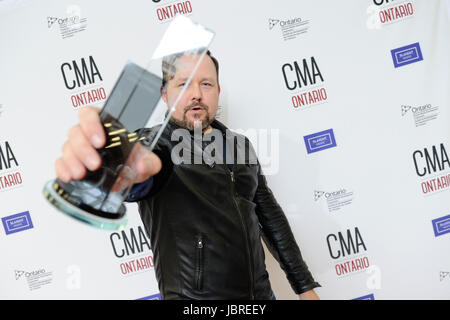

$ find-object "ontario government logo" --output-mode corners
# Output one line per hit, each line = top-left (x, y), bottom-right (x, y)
(315, 188), (354, 213)
(47, 5), (87, 39)
(15, 268), (53, 291)
(440, 271), (450, 282)
(268, 16), (310, 41)
(401, 103), (439, 127)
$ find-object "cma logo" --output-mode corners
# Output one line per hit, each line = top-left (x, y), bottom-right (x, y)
(0, 141), (19, 170)
(0, 141), (18, 171)
(110, 226), (151, 258)
(372, 0), (396, 5)
(413, 143), (450, 177)
(282, 57), (324, 91)
(61, 56), (103, 90)
(327, 227), (367, 260)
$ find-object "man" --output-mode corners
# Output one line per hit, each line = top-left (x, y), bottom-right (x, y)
(55, 50), (320, 300)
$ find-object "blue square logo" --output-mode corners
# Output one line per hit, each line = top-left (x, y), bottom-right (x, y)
(2, 211), (34, 235)
(432, 214), (450, 237)
(391, 42), (423, 68)
(353, 294), (375, 300)
(136, 293), (161, 300)
(304, 129), (337, 154)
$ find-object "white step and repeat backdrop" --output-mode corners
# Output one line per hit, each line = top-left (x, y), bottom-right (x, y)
(0, 0), (449, 300)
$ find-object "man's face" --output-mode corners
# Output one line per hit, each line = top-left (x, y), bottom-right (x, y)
(162, 54), (220, 130)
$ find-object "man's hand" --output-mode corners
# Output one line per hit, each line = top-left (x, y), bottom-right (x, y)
(298, 289), (320, 300)
(55, 106), (162, 184)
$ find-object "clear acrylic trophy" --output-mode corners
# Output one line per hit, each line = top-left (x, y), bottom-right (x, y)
(43, 16), (215, 230)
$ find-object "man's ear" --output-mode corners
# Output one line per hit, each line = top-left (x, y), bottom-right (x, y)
(218, 85), (221, 95)
(161, 89), (167, 103)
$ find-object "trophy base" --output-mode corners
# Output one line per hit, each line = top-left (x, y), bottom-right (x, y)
(43, 180), (128, 231)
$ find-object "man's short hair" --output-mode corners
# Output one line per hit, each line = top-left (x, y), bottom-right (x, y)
(161, 50), (219, 92)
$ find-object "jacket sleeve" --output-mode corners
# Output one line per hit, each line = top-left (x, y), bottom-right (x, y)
(128, 126), (173, 200)
(253, 163), (321, 294)
(125, 177), (154, 202)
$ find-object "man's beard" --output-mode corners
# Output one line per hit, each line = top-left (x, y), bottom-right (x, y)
(171, 101), (214, 131)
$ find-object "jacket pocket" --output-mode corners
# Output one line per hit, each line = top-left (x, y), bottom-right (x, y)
(195, 235), (204, 291)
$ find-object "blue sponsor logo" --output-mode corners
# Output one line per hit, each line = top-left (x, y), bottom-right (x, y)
(353, 294), (375, 300)
(391, 42), (423, 68)
(1, 211), (34, 235)
(432, 214), (450, 237)
(304, 129), (337, 154)
(137, 293), (161, 300)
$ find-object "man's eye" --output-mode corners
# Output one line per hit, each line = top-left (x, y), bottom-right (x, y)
(178, 83), (186, 87)
(202, 82), (212, 86)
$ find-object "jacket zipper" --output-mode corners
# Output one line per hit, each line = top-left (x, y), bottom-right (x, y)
(195, 235), (204, 291)
(229, 169), (254, 299)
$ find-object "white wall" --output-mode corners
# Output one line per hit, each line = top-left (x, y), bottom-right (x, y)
(0, 0), (449, 300)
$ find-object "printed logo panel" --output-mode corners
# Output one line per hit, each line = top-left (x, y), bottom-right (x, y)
(432, 215), (450, 237)
(391, 42), (423, 68)
(2, 211), (33, 235)
(304, 129), (337, 154)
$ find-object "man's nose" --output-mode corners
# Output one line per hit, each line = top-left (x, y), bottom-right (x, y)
(189, 82), (202, 101)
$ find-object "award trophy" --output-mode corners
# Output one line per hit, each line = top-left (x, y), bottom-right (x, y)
(43, 16), (215, 230)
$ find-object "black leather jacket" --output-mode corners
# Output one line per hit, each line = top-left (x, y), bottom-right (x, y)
(135, 119), (320, 299)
